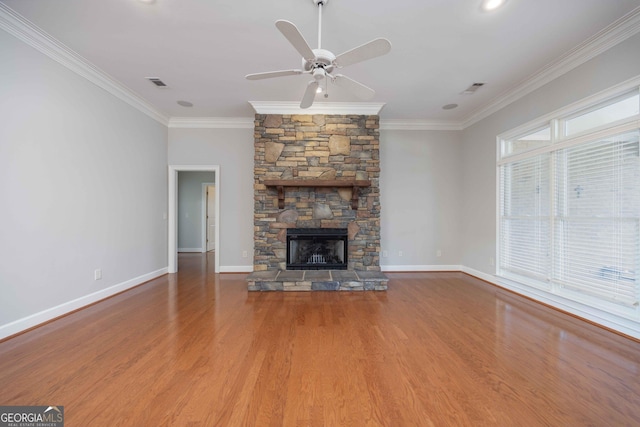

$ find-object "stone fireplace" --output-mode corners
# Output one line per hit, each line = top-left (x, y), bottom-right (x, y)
(247, 113), (387, 291)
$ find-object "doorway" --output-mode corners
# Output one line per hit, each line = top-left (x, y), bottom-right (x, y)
(168, 165), (220, 273)
(203, 183), (216, 252)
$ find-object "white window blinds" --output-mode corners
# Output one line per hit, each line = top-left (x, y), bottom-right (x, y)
(553, 131), (639, 305)
(499, 154), (550, 284)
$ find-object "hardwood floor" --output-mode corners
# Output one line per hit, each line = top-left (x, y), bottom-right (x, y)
(2, 253), (640, 426)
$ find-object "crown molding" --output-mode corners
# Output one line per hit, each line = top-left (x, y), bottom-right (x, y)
(248, 101), (385, 116)
(168, 117), (463, 131)
(461, 6), (640, 129)
(168, 117), (254, 129)
(0, 4), (169, 126)
(379, 120), (463, 131)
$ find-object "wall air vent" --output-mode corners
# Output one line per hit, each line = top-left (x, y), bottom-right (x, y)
(146, 77), (168, 87)
(461, 82), (485, 95)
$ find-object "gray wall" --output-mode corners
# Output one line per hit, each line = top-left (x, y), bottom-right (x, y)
(0, 30), (168, 336)
(460, 32), (640, 277)
(168, 127), (254, 269)
(178, 171), (215, 251)
(380, 129), (462, 268)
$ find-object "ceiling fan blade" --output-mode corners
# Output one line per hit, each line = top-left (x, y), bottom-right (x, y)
(334, 38), (392, 67)
(246, 70), (304, 80)
(276, 20), (315, 61)
(333, 74), (375, 100)
(300, 81), (319, 109)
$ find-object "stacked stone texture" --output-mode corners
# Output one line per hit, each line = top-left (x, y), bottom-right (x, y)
(253, 114), (381, 272)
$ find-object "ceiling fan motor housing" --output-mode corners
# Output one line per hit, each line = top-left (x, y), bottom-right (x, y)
(303, 49), (336, 74)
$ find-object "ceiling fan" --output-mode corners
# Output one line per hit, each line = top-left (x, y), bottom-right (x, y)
(246, 0), (391, 109)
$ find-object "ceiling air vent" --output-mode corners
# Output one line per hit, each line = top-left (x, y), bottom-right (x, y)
(461, 82), (485, 95)
(146, 77), (168, 88)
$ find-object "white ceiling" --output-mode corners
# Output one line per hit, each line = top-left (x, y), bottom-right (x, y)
(2, 0), (640, 125)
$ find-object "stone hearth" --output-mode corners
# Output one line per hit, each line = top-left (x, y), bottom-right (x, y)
(247, 270), (388, 291)
(249, 113), (386, 291)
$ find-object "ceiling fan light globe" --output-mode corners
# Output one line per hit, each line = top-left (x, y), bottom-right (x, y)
(312, 68), (325, 80)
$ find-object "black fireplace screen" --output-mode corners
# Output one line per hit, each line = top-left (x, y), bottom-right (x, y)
(286, 228), (348, 270)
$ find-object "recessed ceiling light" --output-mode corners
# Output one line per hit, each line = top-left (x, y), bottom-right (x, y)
(481, 0), (507, 11)
(442, 104), (458, 110)
(177, 100), (193, 107)
(138, 0), (156, 4)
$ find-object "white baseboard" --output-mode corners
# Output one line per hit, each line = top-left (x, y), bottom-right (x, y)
(460, 266), (498, 284)
(0, 267), (168, 340)
(178, 248), (203, 253)
(219, 265), (253, 273)
(381, 264), (461, 272)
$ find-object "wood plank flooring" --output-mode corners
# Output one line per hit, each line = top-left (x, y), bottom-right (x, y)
(1, 253), (640, 426)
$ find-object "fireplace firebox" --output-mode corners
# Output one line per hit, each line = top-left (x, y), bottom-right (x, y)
(286, 228), (348, 270)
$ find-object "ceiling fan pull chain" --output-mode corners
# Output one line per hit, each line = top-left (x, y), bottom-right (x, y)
(324, 73), (329, 98)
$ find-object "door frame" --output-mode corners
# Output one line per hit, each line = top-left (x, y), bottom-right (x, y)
(202, 182), (216, 253)
(168, 165), (220, 273)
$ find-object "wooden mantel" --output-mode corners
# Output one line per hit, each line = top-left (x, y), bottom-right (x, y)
(263, 179), (371, 209)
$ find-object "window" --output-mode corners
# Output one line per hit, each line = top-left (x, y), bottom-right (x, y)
(499, 154), (550, 283)
(501, 127), (551, 158)
(562, 92), (639, 137)
(498, 87), (640, 316)
(554, 131), (640, 305)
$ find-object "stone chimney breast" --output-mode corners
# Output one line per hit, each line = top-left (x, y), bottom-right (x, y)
(253, 114), (381, 273)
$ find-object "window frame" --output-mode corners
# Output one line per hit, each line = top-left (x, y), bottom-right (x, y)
(496, 81), (640, 321)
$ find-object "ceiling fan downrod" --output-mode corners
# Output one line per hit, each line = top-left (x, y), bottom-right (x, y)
(314, 0), (327, 50)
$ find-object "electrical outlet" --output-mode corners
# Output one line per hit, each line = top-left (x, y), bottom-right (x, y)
(398, 250), (403, 257)
(94, 269), (102, 280)
(437, 250), (442, 257)
(490, 257), (495, 266)
(382, 250), (388, 258)
(242, 251), (248, 258)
